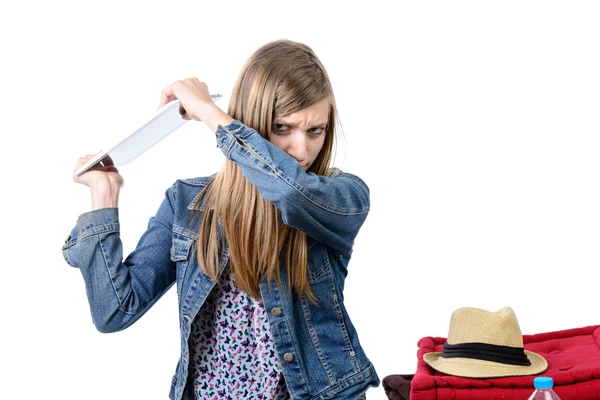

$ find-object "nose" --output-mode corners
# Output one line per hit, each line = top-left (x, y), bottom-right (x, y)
(286, 131), (308, 164)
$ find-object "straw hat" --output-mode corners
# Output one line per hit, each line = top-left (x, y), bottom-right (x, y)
(423, 307), (548, 378)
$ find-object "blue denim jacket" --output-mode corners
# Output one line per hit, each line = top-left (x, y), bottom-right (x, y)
(62, 120), (380, 399)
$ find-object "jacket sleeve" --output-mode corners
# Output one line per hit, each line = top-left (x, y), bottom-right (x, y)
(215, 120), (370, 254)
(61, 185), (177, 333)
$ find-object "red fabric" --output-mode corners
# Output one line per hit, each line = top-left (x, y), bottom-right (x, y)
(411, 325), (600, 400)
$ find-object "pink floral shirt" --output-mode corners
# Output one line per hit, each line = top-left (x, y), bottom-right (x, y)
(182, 267), (291, 400)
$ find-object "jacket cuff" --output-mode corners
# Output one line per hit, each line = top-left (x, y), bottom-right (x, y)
(63, 207), (120, 248)
(215, 120), (257, 157)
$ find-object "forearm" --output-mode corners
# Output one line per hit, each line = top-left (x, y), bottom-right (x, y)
(215, 120), (370, 253)
(62, 185), (179, 333)
(201, 104), (234, 134)
(91, 180), (121, 210)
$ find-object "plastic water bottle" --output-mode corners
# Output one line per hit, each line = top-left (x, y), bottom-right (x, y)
(527, 377), (561, 400)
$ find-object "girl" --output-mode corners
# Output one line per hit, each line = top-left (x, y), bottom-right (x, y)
(63, 39), (379, 400)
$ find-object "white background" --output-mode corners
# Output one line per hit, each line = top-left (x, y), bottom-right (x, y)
(1, 1), (599, 399)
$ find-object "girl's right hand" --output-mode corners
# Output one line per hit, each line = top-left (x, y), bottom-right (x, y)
(72, 153), (124, 189)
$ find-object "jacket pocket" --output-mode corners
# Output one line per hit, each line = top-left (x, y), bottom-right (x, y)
(306, 238), (331, 283)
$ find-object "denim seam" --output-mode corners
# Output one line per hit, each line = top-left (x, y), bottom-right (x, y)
(221, 122), (245, 135)
(216, 125), (239, 158)
(98, 235), (124, 309)
(279, 172), (369, 215)
(235, 145), (279, 177)
(226, 135), (236, 158)
(260, 282), (312, 395)
(301, 295), (336, 385)
(171, 236), (193, 300)
(307, 247), (331, 284)
(173, 224), (198, 240)
(178, 179), (208, 187)
(66, 223), (120, 247)
(330, 268), (359, 371)
(309, 364), (376, 400)
(176, 260), (189, 301)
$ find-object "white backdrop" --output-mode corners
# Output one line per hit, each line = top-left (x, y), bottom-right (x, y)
(2, 1), (599, 399)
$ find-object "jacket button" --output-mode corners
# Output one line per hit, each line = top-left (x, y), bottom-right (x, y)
(283, 353), (294, 363)
(271, 307), (282, 317)
(64, 235), (71, 244)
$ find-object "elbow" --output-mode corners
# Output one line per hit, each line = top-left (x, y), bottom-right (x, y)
(94, 322), (117, 334)
(91, 309), (129, 334)
(92, 315), (119, 334)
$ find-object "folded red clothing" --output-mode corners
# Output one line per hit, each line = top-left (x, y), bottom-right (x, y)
(411, 325), (600, 400)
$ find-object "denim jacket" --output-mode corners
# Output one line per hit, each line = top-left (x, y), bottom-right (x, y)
(62, 120), (380, 399)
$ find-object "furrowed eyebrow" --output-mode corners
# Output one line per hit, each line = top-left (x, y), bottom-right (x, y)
(274, 120), (328, 128)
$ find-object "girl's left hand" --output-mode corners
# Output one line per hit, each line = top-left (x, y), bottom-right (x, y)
(157, 77), (233, 132)
(157, 78), (214, 120)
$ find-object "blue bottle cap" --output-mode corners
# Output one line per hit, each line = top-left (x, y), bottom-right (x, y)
(534, 376), (553, 389)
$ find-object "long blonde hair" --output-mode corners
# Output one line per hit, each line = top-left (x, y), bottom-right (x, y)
(194, 40), (337, 302)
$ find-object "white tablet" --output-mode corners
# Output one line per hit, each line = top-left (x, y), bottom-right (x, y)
(74, 94), (222, 176)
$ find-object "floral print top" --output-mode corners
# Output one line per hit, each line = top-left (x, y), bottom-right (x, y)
(182, 266), (291, 400)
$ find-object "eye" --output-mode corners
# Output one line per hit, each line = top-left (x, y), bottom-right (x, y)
(309, 127), (324, 135)
(273, 124), (290, 135)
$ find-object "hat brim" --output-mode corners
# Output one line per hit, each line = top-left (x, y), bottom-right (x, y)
(422, 350), (548, 378)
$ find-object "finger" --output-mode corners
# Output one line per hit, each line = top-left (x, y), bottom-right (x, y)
(158, 91), (176, 110)
(189, 78), (207, 91)
(158, 81), (183, 109)
(75, 156), (89, 168)
(76, 152), (99, 167)
(75, 151), (103, 170)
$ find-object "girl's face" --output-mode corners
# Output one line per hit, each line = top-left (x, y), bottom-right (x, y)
(271, 98), (329, 171)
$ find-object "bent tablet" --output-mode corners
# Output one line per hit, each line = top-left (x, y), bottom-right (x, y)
(74, 94), (222, 176)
